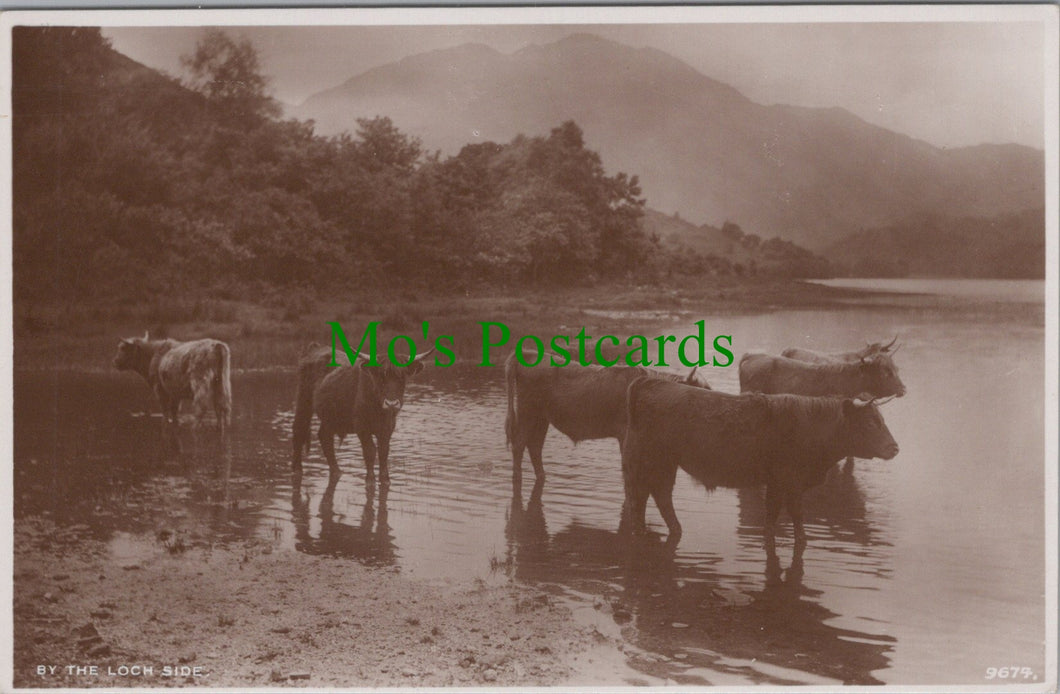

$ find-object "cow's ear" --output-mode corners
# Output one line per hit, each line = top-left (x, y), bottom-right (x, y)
(406, 360), (426, 377)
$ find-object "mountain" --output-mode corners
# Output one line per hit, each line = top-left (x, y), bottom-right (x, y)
(825, 208), (1045, 279)
(293, 33), (1044, 251)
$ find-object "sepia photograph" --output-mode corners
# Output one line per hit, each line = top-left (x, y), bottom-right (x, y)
(2, 5), (1057, 690)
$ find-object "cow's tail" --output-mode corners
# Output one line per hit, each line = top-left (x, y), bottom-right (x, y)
(620, 378), (647, 532)
(292, 366), (314, 466)
(214, 342), (232, 431)
(737, 352), (757, 393)
(504, 351), (518, 450)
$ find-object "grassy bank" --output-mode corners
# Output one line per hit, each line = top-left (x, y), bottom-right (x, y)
(13, 278), (859, 372)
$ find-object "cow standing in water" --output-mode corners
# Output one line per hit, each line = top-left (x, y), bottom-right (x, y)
(738, 351), (905, 399)
(621, 378), (898, 563)
(781, 336), (899, 365)
(113, 332), (232, 434)
(770, 337), (904, 472)
(504, 351), (711, 488)
(293, 347), (433, 484)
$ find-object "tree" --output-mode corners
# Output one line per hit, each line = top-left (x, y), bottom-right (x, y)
(354, 117), (422, 174)
(12, 27), (113, 118)
(721, 221), (744, 241)
(181, 29), (280, 128)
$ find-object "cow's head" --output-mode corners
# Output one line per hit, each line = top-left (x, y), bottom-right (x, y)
(683, 366), (713, 390)
(113, 331), (150, 371)
(859, 335), (899, 359)
(842, 397), (899, 460)
(355, 348), (435, 413)
(859, 352), (906, 397)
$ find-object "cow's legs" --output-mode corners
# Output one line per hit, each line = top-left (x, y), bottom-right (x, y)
(649, 465), (682, 541)
(622, 459), (651, 536)
(164, 398), (180, 426)
(358, 432), (378, 483)
(155, 386), (178, 426)
(510, 422), (527, 487)
(191, 381), (213, 429)
(787, 488), (807, 581)
(620, 443), (647, 535)
(167, 400), (181, 432)
(787, 490), (807, 555)
(764, 484), (783, 560)
(292, 438), (303, 470)
(525, 419), (549, 481)
(627, 486), (650, 535)
(318, 426), (340, 473)
(376, 434), (391, 486)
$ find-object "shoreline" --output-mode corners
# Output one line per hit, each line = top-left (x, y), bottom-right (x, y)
(14, 516), (631, 689)
(12, 278), (917, 373)
(9, 276), (1048, 689)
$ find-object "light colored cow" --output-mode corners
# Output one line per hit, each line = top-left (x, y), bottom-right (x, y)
(114, 332), (232, 433)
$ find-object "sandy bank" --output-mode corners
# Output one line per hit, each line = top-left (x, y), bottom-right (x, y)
(13, 517), (630, 689)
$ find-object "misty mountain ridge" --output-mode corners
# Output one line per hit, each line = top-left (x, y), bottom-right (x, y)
(826, 208), (1045, 279)
(293, 33), (1043, 253)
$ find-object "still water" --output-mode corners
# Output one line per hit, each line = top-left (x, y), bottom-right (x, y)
(13, 280), (1047, 685)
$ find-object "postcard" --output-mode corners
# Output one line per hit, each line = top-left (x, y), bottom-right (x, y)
(2, 5), (1057, 691)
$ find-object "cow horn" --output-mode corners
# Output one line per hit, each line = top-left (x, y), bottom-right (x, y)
(875, 396), (896, 406)
(142, 330), (150, 341)
(412, 346), (436, 363)
(884, 335), (898, 351)
(889, 342), (902, 356)
(852, 396), (874, 408)
(684, 366), (699, 384)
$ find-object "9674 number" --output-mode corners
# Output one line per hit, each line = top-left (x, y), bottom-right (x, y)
(986, 666), (1038, 680)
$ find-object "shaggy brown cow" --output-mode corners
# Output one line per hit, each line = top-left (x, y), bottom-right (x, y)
(781, 336), (899, 365)
(113, 332), (232, 433)
(504, 351), (711, 487)
(779, 337), (903, 473)
(739, 351), (906, 399)
(294, 347), (433, 482)
(621, 379), (898, 558)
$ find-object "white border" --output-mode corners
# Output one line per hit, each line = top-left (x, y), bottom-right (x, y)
(0, 4), (1057, 26)
(1, 5), (1057, 693)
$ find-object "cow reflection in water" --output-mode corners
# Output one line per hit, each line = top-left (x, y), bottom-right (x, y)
(290, 471), (394, 564)
(737, 465), (887, 569)
(504, 494), (893, 685)
(504, 480), (549, 569)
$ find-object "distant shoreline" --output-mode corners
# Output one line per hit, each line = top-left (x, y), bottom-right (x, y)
(13, 276), (1041, 373)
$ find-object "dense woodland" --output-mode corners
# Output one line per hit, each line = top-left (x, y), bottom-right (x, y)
(12, 28), (847, 305)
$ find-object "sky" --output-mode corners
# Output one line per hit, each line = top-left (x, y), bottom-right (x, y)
(103, 21), (1047, 150)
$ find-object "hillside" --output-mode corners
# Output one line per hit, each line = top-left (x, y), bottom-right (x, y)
(12, 29), (683, 303)
(642, 209), (832, 278)
(642, 210), (751, 262)
(294, 33), (1044, 251)
(826, 208), (1045, 278)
